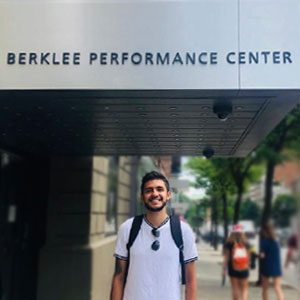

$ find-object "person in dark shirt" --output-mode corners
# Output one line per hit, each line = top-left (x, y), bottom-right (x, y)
(260, 222), (284, 300)
(284, 233), (298, 268)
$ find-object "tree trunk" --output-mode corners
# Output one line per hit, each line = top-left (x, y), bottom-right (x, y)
(211, 197), (219, 250)
(210, 220), (214, 247)
(262, 160), (275, 224)
(222, 191), (229, 243)
(233, 185), (243, 224)
(214, 208), (219, 251)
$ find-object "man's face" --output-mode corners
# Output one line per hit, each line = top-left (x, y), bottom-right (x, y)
(141, 179), (171, 212)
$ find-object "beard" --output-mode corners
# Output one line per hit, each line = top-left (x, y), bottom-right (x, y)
(144, 200), (167, 212)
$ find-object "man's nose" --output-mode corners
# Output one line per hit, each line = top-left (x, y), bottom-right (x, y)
(152, 189), (159, 196)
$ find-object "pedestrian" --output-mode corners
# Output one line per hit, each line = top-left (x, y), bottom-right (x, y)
(223, 224), (250, 300)
(284, 233), (298, 268)
(260, 222), (284, 300)
(110, 171), (198, 300)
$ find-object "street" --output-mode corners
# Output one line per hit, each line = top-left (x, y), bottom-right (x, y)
(194, 242), (300, 300)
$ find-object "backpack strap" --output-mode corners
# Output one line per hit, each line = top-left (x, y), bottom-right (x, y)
(127, 214), (144, 251)
(125, 214), (144, 284)
(170, 214), (186, 285)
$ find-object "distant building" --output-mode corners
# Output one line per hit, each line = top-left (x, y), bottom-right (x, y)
(247, 160), (300, 207)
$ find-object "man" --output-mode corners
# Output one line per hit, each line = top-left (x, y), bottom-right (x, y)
(110, 171), (198, 300)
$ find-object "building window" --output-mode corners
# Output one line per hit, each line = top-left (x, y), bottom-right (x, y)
(105, 156), (119, 235)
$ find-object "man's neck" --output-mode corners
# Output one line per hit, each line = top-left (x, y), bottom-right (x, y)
(145, 209), (169, 228)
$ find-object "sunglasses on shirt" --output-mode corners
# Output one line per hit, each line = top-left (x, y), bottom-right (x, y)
(151, 228), (160, 251)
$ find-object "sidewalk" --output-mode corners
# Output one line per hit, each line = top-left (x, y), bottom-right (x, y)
(281, 248), (300, 292)
(196, 242), (300, 300)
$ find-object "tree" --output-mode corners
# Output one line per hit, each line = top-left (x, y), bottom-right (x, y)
(186, 156), (263, 243)
(255, 105), (300, 224)
(272, 194), (297, 227)
(185, 197), (210, 230)
(227, 157), (263, 224)
(240, 198), (261, 226)
(186, 157), (235, 243)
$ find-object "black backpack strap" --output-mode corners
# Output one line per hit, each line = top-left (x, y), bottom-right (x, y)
(127, 214), (144, 251)
(124, 214), (143, 284)
(170, 214), (186, 285)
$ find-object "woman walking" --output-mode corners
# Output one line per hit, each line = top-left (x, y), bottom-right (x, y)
(260, 222), (284, 300)
(223, 224), (250, 300)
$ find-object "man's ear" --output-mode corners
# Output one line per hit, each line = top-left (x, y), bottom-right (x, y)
(167, 191), (171, 201)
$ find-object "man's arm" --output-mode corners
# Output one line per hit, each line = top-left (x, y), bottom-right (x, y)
(185, 261), (197, 300)
(110, 258), (128, 300)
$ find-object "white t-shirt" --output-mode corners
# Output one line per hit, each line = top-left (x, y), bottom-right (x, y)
(114, 216), (198, 300)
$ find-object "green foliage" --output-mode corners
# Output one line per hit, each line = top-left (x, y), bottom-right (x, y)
(272, 194), (297, 227)
(185, 198), (211, 229)
(253, 105), (300, 223)
(177, 192), (191, 203)
(226, 197), (235, 221)
(227, 157), (264, 191)
(186, 156), (263, 223)
(255, 104), (300, 163)
(186, 157), (236, 197)
(285, 105), (300, 159)
(240, 199), (261, 225)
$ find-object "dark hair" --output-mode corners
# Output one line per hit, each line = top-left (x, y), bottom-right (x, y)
(261, 222), (276, 240)
(227, 232), (247, 244)
(140, 171), (170, 193)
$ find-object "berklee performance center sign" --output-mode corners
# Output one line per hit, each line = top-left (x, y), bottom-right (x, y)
(1, 0), (300, 90)
(5, 50), (294, 66)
